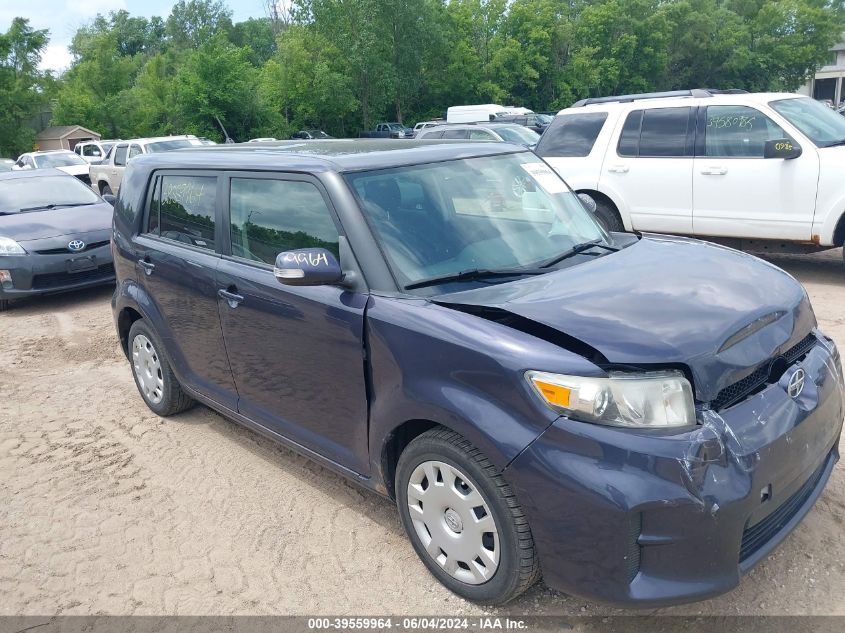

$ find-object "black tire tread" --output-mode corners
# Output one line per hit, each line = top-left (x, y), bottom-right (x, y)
(405, 426), (541, 603)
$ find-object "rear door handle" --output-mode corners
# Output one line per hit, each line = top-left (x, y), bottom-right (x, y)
(608, 165), (629, 174)
(138, 259), (155, 275)
(701, 166), (728, 175)
(218, 289), (244, 308)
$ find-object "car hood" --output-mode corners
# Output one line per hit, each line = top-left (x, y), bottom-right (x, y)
(0, 202), (113, 242)
(435, 235), (815, 402)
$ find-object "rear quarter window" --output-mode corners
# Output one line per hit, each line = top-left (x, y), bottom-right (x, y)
(535, 112), (609, 157)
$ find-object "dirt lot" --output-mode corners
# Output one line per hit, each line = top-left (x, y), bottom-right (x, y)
(1, 249), (844, 617)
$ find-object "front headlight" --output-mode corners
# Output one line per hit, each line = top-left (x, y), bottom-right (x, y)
(0, 236), (25, 256)
(526, 370), (695, 428)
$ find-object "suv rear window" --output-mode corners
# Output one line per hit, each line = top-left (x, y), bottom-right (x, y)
(617, 107), (691, 157)
(536, 113), (608, 157)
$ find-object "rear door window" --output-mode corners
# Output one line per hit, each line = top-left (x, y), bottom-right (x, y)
(128, 144), (143, 160)
(145, 174), (217, 251)
(622, 107), (691, 157)
(535, 113), (608, 157)
(442, 129), (469, 139)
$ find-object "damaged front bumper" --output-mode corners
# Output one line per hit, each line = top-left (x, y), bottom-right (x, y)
(506, 332), (844, 607)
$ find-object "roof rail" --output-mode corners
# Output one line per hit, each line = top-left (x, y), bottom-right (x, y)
(570, 88), (748, 107)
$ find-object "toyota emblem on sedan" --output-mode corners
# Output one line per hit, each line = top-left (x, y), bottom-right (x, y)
(68, 240), (85, 252)
(787, 368), (806, 399)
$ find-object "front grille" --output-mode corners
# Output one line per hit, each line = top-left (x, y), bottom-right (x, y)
(31, 263), (115, 290)
(711, 333), (817, 410)
(739, 454), (828, 562)
(35, 240), (110, 255)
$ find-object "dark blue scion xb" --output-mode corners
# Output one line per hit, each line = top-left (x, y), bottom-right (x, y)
(111, 140), (844, 606)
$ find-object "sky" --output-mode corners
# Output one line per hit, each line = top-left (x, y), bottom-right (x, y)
(0, 0), (269, 73)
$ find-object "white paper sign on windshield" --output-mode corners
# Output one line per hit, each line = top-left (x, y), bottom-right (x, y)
(519, 163), (567, 194)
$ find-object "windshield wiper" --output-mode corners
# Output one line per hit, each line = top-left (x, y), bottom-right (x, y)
(538, 239), (619, 269)
(405, 267), (545, 290)
(18, 202), (95, 212)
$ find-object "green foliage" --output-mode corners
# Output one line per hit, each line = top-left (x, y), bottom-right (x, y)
(19, 0), (845, 145)
(0, 18), (49, 157)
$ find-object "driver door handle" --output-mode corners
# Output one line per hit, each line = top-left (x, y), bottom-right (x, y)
(608, 164), (629, 174)
(218, 289), (244, 308)
(701, 166), (728, 175)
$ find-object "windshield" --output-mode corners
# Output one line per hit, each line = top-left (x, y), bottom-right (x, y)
(33, 153), (86, 168)
(495, 126), (541, 145)
(145, 139), (195, 153)
(770, 97), (845, 147)
(0, 175), (100, 213)
(346, 153), (607, 291)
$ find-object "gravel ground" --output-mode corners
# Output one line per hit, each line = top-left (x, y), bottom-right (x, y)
(0, 248), (844, 617)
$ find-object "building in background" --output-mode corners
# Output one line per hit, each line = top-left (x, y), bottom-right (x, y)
(799, 32), (845, 106)
(34, 125), (101, 151)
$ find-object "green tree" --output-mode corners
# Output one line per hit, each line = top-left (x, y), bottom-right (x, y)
(166, 0), (234, 49)
(0, 18), (49, 157)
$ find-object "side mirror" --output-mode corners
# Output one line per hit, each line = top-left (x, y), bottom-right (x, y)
(577, 192), (598, 214)
(274, 248), (343, 286)
(102, 193), (116, 206)
(764, 139), (802, 160)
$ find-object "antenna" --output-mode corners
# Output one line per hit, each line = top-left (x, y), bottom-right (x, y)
(215, 116), (235, 144)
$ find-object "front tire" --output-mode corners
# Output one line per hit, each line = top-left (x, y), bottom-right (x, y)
(128, 320), (194, 416)
(101, 183), (113, 196)
(395, 427), (540, 604)
(594, 199), (624, 232)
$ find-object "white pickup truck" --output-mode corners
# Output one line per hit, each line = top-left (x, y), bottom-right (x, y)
(536, 90), (845, 264)
(89, 136), (201, 195)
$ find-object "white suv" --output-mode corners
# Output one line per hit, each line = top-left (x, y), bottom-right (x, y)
(537, 89), (845, 263)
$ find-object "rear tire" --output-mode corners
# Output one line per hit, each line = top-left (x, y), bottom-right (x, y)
(594, 199), (625, 232)
(127, 320), (194, 416)
(395, 427), (540, 605)
(101, 184), (113, 196)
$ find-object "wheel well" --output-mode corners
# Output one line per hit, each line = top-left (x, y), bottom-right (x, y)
(381, 419), (441, 500)
(98, 181), (108, 194)
(833, 211), (845, 247)
(117, 307), (143, 357)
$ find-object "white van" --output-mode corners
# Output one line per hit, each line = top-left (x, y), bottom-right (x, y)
(447, 104), (510, 123)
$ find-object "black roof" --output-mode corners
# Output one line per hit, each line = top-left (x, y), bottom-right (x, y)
(127, 139), (529, 173)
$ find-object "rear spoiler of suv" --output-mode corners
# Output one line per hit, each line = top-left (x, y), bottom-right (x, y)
(571, 88), (748, 108)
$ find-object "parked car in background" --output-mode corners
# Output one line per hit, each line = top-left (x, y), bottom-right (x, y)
(290, 130), (334, 140)
(112, 139), (842, 606)
(13, 150), (92, 186)
(416, 122), (540, 147)
(89, 136), (202, 196)
(412, 120), (444, 136)
(248, 137), (278, 142)
(0, 169), (115, 311)
(195, 137), (217, 145)
(537, 89), (845, 264)
(74, 140), (121, 164)
(494, 113), (552, 134)
(359, 122), (413, 139)
(0, 159), (14, 172)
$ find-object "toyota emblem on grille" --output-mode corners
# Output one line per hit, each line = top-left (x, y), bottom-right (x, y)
(787, 368), (806, 399)
(68, 240), (85, 252)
